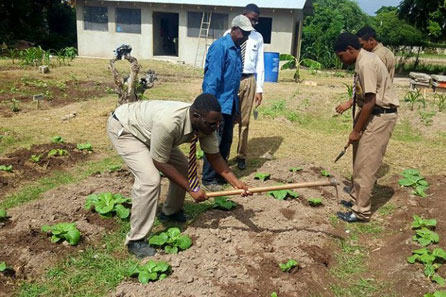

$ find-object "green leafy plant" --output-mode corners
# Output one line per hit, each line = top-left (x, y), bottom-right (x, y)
(320, 169), (331, 177)
(271, 293), (278, 297)
(412, 228), (440, 246)
(85, 193), (131, 219)
(63, 47), (77, 62)
(289, 167), (303, 172)
(0, 165), (13, 172)
(408, 247), (446, 281)
(108, 164), (122, 172)
(212, 196), (236, 210)
(398, 169), (429, 198)
(148, 227), (192, 254)
(308, 197), (322, 207)
(404, 89), (424, 111)
(0, 261), (8, 272)
(434, 93), (446, 112)
(412, 215), (437, 230)
(77, 142), (93, 151)
(51, 135), (64, 143)
(268, 190), (299, 200)
(10, 98), (20, 112)
(41, 223), (81, 246)
(0, 209), (7, 220)
(48, 149), (68, 157)
(279, 259), (298, 272)
(419, 110), (436, 126)
(30, 154), (42, 163)
(254, 173), (270, 181)
(196, 150), (204, 160)
(127, 260), (171, 284)
(424, 291), (446, 297)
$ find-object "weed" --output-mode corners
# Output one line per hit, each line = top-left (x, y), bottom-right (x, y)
(434, 93), (446, 112)
(0, 209), (6, 220)
(308, 197), (322, 206)
(289, 167), (303, 172)
(10, 98), (20, 112)
(41, 223), (81, 246)
(321, 169), (331, 177)
(127, 260), (171, 283)
(0, 261), (8, 272)
(377, 203), (395, 216)
(0, 165), (13, 172)
(108, 164), (122, 172)
(212, 196), (236, 210)
(419, 110), (436, 126)
(149, 227), (192, 254)
(271, 293), (278, 297)
(51, 136), (64, 143)
(279, 259), (298, 272)
(85, 193), (131, 219)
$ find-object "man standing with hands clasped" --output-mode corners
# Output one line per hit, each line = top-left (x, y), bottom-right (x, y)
(201, 15), (255, 191)
(333, 32), (399, 223)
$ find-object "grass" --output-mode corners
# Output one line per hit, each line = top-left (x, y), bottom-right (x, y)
(378, 203), (396, 216)
(0, 155), (122, 209)
(330, 278), (380, 297)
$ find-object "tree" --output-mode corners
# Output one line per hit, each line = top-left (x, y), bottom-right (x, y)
(398, 0), (446, 42)
(301, 0), (372, 68)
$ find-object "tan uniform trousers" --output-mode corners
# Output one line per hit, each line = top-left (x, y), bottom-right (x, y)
(107, 116), (188, 245)
(351, 112), (397, 221)
(237, 75), (256, 160)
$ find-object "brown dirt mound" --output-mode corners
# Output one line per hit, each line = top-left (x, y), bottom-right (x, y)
(0, 143), (92, 199)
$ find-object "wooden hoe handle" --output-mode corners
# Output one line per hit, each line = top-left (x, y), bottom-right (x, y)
(205, 178), (339, 198)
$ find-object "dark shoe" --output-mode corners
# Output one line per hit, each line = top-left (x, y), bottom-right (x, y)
(158, 210), (189, 223)
(202, 183), (223, 192)
(127, 240), (156, 258)
(237, 158), (246, 170)
(340, 200), (353, 209)
(336, 211), (365, 223)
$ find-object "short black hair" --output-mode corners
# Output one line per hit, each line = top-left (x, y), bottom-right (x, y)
(244, 3), (260, 14)
(191, 93), (221, 114)
(357, 26), (377, 40)
(334, 32), (361, 53)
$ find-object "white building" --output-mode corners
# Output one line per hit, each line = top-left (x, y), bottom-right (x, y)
(76, 0), (313, 65)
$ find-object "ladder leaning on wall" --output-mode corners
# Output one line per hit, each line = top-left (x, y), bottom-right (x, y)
(194, 11), (213, 68)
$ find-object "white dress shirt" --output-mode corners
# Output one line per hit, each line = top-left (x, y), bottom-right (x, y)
(224, 29), (265, 93)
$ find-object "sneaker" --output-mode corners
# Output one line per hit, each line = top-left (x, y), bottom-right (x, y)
(127, 239), (156, 258)
(236, 158), (246, 170)
(202, 183), (224, 192)
(336, 211), (366, 223)
(158, 210), (189, 223)
(340, 200), (353, 209)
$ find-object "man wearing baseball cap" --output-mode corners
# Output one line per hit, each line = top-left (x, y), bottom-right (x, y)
(201, 15), (254, 191)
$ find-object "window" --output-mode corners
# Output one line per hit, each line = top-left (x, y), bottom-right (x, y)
(84, 6), (108, 31)
(116, 8), (141, 34)
(255, 17), (272, 44)
(187, 12), (228, 39)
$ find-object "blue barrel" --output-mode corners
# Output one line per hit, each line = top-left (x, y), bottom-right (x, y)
(264, 52), (280, 82)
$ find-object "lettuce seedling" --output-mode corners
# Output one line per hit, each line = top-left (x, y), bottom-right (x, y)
(51, 135), (64, 143)
(30, 154), (41, 163)
(308, 197), (322, 206)
(399, 169), (429, 198)
(271, 293), (278, 297)
(0, 209), (7, 220)
(127, 260), (171, 284)
(320, 170), (331, 177)
(48, 149), (68, 157)
(196, 150), (204, 160)
(254, 173), (270, 181)
(77, 142), (93, 151)
(0, 165), (13, 172)
(85, 193), (131, 219)
(0, 261), (8, 272)
(279, 259), (298, 272)
(424, 291), (446, 297)
(213, 196), (236, 210)
(268, 190), (299, 200)
(412, 228), (440, 246)
(412, 215), (437, 230)
(408, 247), (446, 281)
(41, 222), (81, 246)
(289, 167), (303, 172)
(149, 227), (192, 254)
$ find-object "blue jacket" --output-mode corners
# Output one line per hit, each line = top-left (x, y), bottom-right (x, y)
(202, 34), (242, 115)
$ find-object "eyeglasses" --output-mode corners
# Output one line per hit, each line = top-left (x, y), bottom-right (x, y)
(196, 113), (221, 129)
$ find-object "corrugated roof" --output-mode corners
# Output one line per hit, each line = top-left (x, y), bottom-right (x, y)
(99, 0), (308, 10)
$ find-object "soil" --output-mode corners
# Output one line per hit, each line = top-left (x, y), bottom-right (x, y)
(0, 80), (114, 117)
(0, 159), (445, 297)
(0, 143), (92, 199)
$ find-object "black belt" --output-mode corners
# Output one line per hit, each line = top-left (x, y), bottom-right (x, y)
(371, 107), (397, 115)
(112, 112), (119, 121)
(241, 73), (254, 79)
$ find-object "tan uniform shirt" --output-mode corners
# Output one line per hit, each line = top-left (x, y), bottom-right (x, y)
(114, 100), (219, 163)
(372, 43), (395, 81)
(355, 49), (399, 109)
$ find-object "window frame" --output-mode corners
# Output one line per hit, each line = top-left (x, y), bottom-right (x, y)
(83, 6), (108, 32)
(115, 7), (142, 34)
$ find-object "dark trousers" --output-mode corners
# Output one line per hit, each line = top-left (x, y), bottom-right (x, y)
(202, 113), (234, 185)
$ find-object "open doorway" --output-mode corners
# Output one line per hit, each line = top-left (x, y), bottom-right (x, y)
(153, 12), (179, 56)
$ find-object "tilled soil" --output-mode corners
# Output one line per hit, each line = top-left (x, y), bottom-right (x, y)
(0, 143), (92, 199)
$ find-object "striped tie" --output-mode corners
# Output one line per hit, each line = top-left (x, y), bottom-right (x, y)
(188, 135), (200, 192)
(240, 40), (247, 70)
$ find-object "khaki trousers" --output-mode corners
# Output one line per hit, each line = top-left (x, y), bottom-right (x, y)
(350, 112), (397, 220)
(237, 75), (256, 160)
(107, 116), (188, 245)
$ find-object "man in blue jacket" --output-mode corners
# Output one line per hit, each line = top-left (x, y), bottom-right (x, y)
(201, 15), (254, 191)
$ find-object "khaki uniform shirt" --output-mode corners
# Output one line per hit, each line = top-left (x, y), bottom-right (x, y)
(372, 43), (395, 81)
(355, 49), (399, 109)
(114, 100), (219, 163)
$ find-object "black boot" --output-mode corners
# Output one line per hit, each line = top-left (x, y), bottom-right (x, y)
(127, 239), (156, 258)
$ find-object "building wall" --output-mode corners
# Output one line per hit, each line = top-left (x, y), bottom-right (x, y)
(76, 1), (302, 65)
